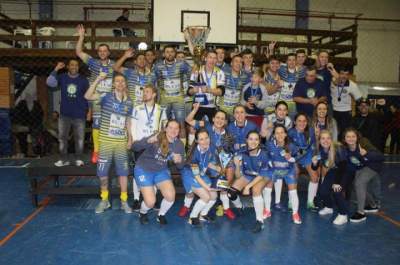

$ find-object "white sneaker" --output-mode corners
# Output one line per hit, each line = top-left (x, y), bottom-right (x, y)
(333, 214), (348, 225)
(318, 207), (334, 216)
(75, 160), (84, 166)
(54, 160), (70, 167)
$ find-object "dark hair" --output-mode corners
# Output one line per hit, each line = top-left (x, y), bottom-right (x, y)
(317, 50), (329, 56)
(163, 45), (176, 52)
(294, 112), (310, 142)
(268, 55), (280, 63)
(231, 54), (242, 62)
(296, 49), (306, 55)
(135, 52), (146, 60)
(272, 124), (291, 153)
(213, 109), (228, 122)
(341, 127), (361, 148)
(275, 101), (288, 110)
(205, 50), (217, 57)
(195, 128), (210, 141)
(306, 65), (317, 72)
(187, 128), (210, 163)
(287, 53), (296, 59)
(233, 104), (246, 114)
(241, 49), (253, 56)
(145, 49), (155, 55)
(246, 130), (261, 150)
(97, 43), (110, 51)
(215, 47), (225, 51)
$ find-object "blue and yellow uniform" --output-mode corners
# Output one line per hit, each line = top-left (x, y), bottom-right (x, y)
(122, 67), (156, 107)
(97, 92), (133, 177)
(264, 72), (281, 114)
(278, 65), (305, 115)
(266, 140), (298, 185)
(85, 57), (115, 129)
(288, 127), (316, 167)
(220, 70), (251, 115)
(154, 59), (192, 122)
(241, 149), (270, 181)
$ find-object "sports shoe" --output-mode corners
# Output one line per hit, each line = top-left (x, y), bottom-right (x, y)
(132, 199), (140, 212)
(120, 201), (133, 214)
(216, 205), (224, 217)
(178, 206), (190, 217)
(224, 208), (236, 220)
(54, 160), (70, 167)
(307, 201), (319, 211)
(139, 213), (149, 224)
(91, 151), (98, 164)
(157, 215), (168, 225)
(75, 160), (84, 166)
(333, 214), (348, 225)
(364, 205), (379, 213)
(350, 212), (366, 223)
(200, 214), (215, 223)
(252, 220), (264, 233)
(292, 212), (302, 224)
(274, 203), (286, 212)
(318, 207), (334, 216)
(188, 217), (201, 227)
(263, 209), (272, 219)
(95, 200), (111, 214)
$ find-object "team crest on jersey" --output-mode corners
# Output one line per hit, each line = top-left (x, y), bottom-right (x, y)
(67, 84), (77, 97)
(350, 156), (361, 166)
(306, 88), (316, 98)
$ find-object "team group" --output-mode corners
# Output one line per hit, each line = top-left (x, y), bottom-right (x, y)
(46, 25), (383, 233)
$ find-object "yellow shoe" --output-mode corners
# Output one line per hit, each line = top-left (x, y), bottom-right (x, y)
(216, 205), (224, 217)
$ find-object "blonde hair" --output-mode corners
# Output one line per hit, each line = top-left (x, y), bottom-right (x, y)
(317, 130), (336, 169)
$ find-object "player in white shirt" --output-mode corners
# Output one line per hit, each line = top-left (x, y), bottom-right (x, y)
(329, 66), (362, 137)
(130, 85), (168, 209)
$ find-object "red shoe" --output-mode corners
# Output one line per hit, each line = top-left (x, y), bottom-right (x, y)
(224, 208), (236, 220)
(178, 206), (190, 217)
(91, 151), (98, 164)
(292, 212), (302, 224)
(263, 209), (272, 219)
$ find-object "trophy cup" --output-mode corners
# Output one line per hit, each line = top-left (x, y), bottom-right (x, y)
(184, 26), (211, 67)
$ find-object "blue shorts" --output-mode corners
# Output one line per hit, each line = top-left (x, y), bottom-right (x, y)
(97, 141), (129, 177)
(134, 166), (171, 187)
(162, 102), (186, 123)
(297, 149), (313, 167)
(269, 168), (297, 185)
(180, 166), (194, 193)
(191, 175), (212, 190)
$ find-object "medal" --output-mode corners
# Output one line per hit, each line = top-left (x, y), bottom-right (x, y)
(144, 104), (155, 128)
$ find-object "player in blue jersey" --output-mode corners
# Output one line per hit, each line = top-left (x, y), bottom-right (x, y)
(288, 112), (319, 211)
(228, 131), (272, 232)
(132, 120), (185, 225)
(187, 128), (221, 226)
(266, 125), (302, 224)
(260, 101), (292, 210)
(185, 103), (237, 220)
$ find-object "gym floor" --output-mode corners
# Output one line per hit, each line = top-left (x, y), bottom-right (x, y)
(0, 158), (399, 265)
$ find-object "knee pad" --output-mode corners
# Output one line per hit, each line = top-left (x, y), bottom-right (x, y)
(227, 187), (240, 201)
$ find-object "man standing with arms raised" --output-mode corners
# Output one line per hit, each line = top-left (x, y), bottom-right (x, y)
(76, 24), (114, 164)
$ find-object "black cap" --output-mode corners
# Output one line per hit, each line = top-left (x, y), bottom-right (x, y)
(357, 98), (370, 106)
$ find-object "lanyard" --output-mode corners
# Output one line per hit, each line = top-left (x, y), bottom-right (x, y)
(199, 150), (208, 173)
(230, 71), (241, 90)
(213, 127), (223, 147)
(337, 84), (345, 100)
(144, 104), (155, 125)
(205, 68), (214, 88)
(250, 86), (259, 98)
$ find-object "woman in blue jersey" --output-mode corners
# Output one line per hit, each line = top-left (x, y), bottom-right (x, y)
(288, 112), (319, 211)
(228, 131), (272, 233)
(187, 128), (220, 226)
(312, 130), (349, 225)
(185, 102), (237, 220)
(266, 124), (302, 224)
(132, 120), (185, 225)
(260, 101), (292, 211)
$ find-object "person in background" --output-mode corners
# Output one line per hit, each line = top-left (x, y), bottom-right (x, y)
(145, 49), (157, 70)
(46, 60), (89, 166)
(329, 65), (362, 138)
(215, 47), (231, 72)
(351, 98), (383, 151)
(241, 49), (256, 74)
(263, 56), (283, 115)
(315, 50), (334, 106)
(293, 66), (327, 118)
(295, 49), (307, 69)
(116, 8), (136, 37)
